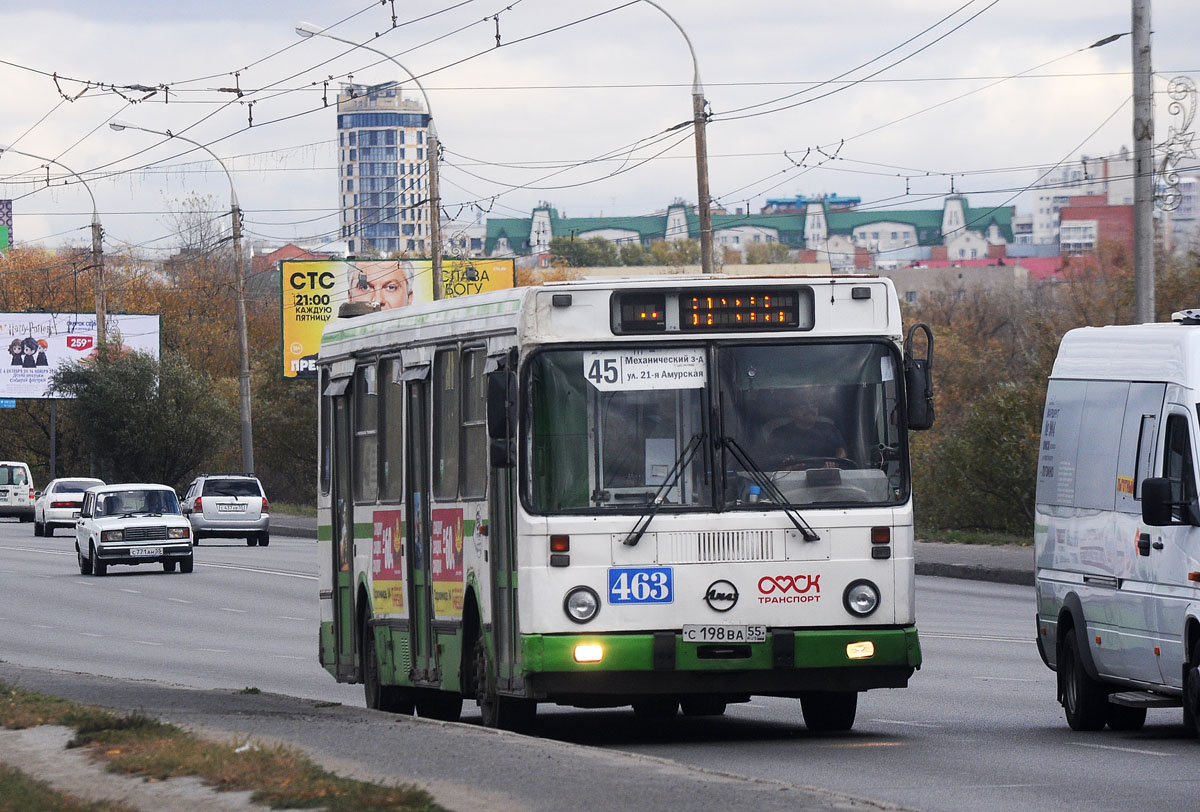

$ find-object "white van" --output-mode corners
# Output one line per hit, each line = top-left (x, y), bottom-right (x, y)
(1035, 309), (1200, 735)
(0, 461), (35, 522)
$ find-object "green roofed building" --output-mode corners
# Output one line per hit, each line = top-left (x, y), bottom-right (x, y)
(484, 195), (1015, 271)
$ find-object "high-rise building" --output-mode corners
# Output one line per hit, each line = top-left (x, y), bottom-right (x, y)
(336, 82), (431, 257)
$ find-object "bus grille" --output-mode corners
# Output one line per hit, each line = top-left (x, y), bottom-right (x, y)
(123, 526), (168, 542)
(658, 530), (780, 563)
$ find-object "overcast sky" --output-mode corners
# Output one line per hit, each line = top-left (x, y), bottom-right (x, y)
(1, 0), (1197, 255)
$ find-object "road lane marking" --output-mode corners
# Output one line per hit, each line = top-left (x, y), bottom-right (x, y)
(871, 719), (943, 728)
(196, 648), (229, 653)
(270, 655), (307, 661)
(30, 624), (53, 630)
(1073, 742), (1172, 756)
(133, 640), (163, 646)
(922, 632), (1031, 644)
(220, 608), (248, 614)
(971, 676), (1039, 682)
(120, 589), (140, 594)
(79, 632), (102, 638)
(198, 562), (316, 580)
(168, 598), (192, 604)
(277, 616), (308, 621)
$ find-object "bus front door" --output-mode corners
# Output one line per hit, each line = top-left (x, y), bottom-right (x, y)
(406, 378), (437, 682)
(331, 394), (356, 681)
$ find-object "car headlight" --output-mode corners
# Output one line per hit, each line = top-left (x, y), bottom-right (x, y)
(168, 527), (190, 539)
(843, 579), (880, 617)
(100, 529), (124, 543)
(563, 586), (600, 624)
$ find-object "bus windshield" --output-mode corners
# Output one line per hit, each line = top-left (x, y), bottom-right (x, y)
(716, 341), (905, 508)
(527, 341), (906, 513)
(528, 348), (710, 512)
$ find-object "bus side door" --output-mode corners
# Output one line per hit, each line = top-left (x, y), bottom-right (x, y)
(405, 372), (437, 682)
(331, 388), (356, 681)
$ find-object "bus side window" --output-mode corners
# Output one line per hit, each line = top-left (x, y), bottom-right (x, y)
(1163, 414), (1198, 522)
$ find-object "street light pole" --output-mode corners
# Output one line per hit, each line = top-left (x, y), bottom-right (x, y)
(639, 1), (713, 274)
(0, 145), (107, 344)
(296, 22), (444, 299)
(109, 120), (254, 473)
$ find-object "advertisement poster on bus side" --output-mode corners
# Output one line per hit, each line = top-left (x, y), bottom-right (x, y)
(430, 508), (465, 619)
(0, 312), (160, 400)
(370, 509), (406, 616)
(280, 258), (515, 379)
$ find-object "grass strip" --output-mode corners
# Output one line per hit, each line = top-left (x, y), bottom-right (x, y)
(0, 683), (447, 812)
(917, 527), (1031, 546)
(0, 763), (135, 812)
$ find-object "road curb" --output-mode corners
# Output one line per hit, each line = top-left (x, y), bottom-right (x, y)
(914, 562), (1033, 587)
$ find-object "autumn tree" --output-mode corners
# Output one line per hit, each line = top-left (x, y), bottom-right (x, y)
(49, 350), (236, 489)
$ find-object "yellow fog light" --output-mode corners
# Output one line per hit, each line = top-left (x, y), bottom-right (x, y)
(574, 644), (603, 663)
(846, 641), (875, 660)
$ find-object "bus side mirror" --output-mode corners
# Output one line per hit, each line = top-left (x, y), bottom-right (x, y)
(904, 322), (935, 431)
(487, 369), (517, 468)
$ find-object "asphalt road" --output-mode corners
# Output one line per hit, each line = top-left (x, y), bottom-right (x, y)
(2, 518), (1199, 812)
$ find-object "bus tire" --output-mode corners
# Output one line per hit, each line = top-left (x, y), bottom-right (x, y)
(471, 633), (535, 731)
(681, 696), (727, 717)
(800, 691), (857, 732)
(1060, 629), (1107, 731)
(1184, 641), (1200, 738)
(632, 698), (678, 719)
(363, 622), (414, 714)
(1106, 702), (1146, 731)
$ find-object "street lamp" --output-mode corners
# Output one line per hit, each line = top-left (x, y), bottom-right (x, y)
(296, 21), (444, 299)
(0, 145), (107, 343)
(638, 1), (713, 274)
(108, 120), (255, 473)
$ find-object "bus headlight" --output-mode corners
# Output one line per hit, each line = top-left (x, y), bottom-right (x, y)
(843, 579), (880, 617)
(563, 586), (600, 624)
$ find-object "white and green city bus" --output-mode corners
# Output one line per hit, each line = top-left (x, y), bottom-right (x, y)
(316, 274), (934, 730)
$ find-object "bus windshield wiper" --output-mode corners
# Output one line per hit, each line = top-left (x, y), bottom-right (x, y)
(622, 433), (705, 547)
(720, 436), (820, 542)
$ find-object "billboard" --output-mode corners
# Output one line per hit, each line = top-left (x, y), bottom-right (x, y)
(0, 200), (12, 252)
(281, 258), (515, 378)
(1, 313), (161, 399)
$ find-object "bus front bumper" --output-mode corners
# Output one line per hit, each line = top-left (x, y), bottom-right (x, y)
(522, 626), (920, 699)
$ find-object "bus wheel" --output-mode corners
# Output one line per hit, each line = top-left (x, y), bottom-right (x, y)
(1184, 641), (1200, 737)
(800, 691), (857, 732)
(1106, 703), (1146, 731)
(632, 698), (678, 719)
(1060, 629), (1107, 731)
(471, 634), (535, 731)
(681, 696), (727, 717)
(363, 622), (414, 714)
(415, 690), (462, 722)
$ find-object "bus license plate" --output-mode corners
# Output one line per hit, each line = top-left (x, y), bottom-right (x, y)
(682, 624), (766, 643)
(130, 547), (162, 557)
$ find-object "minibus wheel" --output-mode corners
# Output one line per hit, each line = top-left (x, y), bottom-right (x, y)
(1060, 631), (1106, 730)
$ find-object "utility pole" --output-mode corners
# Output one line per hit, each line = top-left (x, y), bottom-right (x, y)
(1132, 0), (1155, 323)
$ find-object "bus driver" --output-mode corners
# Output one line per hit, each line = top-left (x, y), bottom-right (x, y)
(757, 395), (847, 468)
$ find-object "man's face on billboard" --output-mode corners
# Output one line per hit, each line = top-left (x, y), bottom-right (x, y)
(347, 262), (413, 309)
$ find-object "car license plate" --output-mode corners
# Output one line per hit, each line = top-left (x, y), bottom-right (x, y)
(681, 624), (766, 643)
(130, 547), (162, 557)
(217, 503), (246, 512)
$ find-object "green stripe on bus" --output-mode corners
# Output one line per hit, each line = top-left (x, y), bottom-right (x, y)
(317, 524), (332, 541)
(523, 627), (921, 673)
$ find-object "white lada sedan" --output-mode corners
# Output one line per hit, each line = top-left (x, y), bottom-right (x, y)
(74, 484), (193, 576)
(34, 477), (104, 537)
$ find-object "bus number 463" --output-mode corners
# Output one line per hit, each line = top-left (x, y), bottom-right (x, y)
(608, 567), (673, 604)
